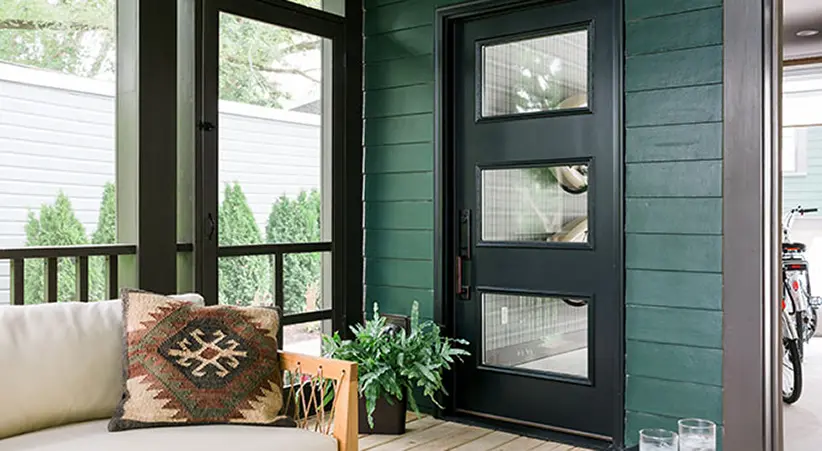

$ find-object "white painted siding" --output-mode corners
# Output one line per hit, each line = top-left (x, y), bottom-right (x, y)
(0, 63), (321, 304)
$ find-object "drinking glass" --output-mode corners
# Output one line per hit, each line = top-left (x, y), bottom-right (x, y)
(639, 428), (678, 451)
(678, 418), (717, 451)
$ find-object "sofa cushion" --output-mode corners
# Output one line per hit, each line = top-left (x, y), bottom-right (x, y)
(0, 294), (204, 440)
(109, 290), (284, 431)
(0, 420), (337, 451)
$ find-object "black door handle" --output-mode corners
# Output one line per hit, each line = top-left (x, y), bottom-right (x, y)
(456, 209), (471, 300)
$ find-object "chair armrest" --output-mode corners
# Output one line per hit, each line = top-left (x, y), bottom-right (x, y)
(279, 351), (358, 451)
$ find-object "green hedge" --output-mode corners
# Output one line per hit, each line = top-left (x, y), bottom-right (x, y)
(23, 182), (322, 313)
(218, 183), (271, 306)
(266, 189), (322, 314)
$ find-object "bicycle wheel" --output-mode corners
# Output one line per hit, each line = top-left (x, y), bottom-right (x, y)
(783, 338), (803, 404)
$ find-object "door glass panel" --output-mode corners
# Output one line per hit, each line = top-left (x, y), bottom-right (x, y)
(481, 29), (588, 117)
(481, 164), (588, 243)
(482, 293), (588, 378)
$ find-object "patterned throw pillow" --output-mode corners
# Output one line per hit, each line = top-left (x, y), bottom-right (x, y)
(109, 290), (288, 431)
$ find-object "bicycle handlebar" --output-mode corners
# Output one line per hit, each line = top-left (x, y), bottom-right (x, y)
(800, 208), (819, 214)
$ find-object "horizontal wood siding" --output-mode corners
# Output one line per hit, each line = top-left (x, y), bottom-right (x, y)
(624, 0), (723, 447)
(0, 66), (321, 304)
(783, 126), (822, 210)
(362, 0), (462, 320)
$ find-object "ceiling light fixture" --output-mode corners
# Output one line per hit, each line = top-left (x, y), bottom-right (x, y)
(796, 29), (820, 37)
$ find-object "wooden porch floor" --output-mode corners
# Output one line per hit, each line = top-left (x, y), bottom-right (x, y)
(359, 415), (592, 451)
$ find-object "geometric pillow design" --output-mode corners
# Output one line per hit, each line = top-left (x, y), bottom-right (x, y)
(109, 290), (287, 431)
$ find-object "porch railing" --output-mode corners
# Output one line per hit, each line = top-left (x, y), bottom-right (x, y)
(218, 242), (333, 328)
(0, 243), (192, 305)
(1, 242), (332, 327)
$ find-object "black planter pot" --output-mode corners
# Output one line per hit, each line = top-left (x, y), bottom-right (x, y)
(358, 394), (407, 435)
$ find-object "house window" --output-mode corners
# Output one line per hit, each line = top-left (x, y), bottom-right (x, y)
(783, 127), (808, 176)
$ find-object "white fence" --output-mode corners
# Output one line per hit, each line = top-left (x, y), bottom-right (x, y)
(0, 63), (321, 304)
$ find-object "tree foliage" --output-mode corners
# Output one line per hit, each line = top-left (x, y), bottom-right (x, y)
(0, 0), (323, 106)
(0, 0), (116, 79)
(22, 185), (117, 303)
(266, 189), (321, 314)
(218, 7), (320, 108)
(90, 181), (116, 300)
(24, 192), (88, 304)
(218, 183), (271, 306)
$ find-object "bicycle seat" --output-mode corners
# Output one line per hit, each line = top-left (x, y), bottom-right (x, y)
(783, 242), (807, 252)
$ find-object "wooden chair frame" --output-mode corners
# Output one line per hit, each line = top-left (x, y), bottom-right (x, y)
(279, 351), (358, 451)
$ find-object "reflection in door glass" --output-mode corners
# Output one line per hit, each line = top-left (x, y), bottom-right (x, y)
(482, 293), (588, 378)
(217, 13), (331, 309)
(481, 29), (588, 117)
(481, 165), (588, 243)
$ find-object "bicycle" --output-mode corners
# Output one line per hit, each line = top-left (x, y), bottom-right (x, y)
(783, 206), (819, 357)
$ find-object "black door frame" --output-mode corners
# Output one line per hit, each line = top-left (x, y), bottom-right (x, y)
(722, 0), (781, 449)
(433, 0), (625, 446)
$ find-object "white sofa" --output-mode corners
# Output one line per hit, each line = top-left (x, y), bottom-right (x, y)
(0, 297), (357, 451)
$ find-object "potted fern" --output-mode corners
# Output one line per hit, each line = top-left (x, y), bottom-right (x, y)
(322, 301), (469, 434)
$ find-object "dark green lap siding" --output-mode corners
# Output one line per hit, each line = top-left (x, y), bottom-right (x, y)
(624, 0), (723, 447)
(364, 0), (725, 447)
(363, 0), (456, 322)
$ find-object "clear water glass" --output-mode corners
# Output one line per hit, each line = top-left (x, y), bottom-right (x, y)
(639, 428), (678, 451)
(678, 418), (717, 451)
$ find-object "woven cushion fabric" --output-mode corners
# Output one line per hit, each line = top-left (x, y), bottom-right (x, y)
(109, 290), (285, 432)
(0, 294), (204, 440)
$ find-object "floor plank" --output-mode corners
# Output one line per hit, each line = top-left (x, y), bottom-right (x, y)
(450, 430), (520, 451)
(531, 442), (576, 451)
(490, 436), (547, 450)
(407, 425), (492, 450)
(360, 416), (443, 450)
(368, 421), (472, 450)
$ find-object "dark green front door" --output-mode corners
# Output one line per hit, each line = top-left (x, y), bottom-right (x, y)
(448, 0), (622, 440)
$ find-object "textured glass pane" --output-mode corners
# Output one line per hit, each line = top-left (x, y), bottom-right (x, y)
(481, 165), (588, 243)
(482, 30), (588, 117)
(482, 293), (588, 378)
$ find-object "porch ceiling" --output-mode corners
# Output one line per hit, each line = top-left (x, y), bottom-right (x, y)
(784, 0), (822, 59)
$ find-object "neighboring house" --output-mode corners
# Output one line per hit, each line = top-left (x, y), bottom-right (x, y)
(0, 63), (321, 304)
(783, 126), (822, 293)
(783, 66), (822, 293)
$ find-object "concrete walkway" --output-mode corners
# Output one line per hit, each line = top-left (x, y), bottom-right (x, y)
(784, 337), (822, 450)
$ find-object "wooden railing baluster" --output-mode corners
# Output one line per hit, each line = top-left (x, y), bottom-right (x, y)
(10, 258), (24, 305)
(76, 256), (89, 302)
(45, 258), (58, 303)
(107, 255), (119, 299)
